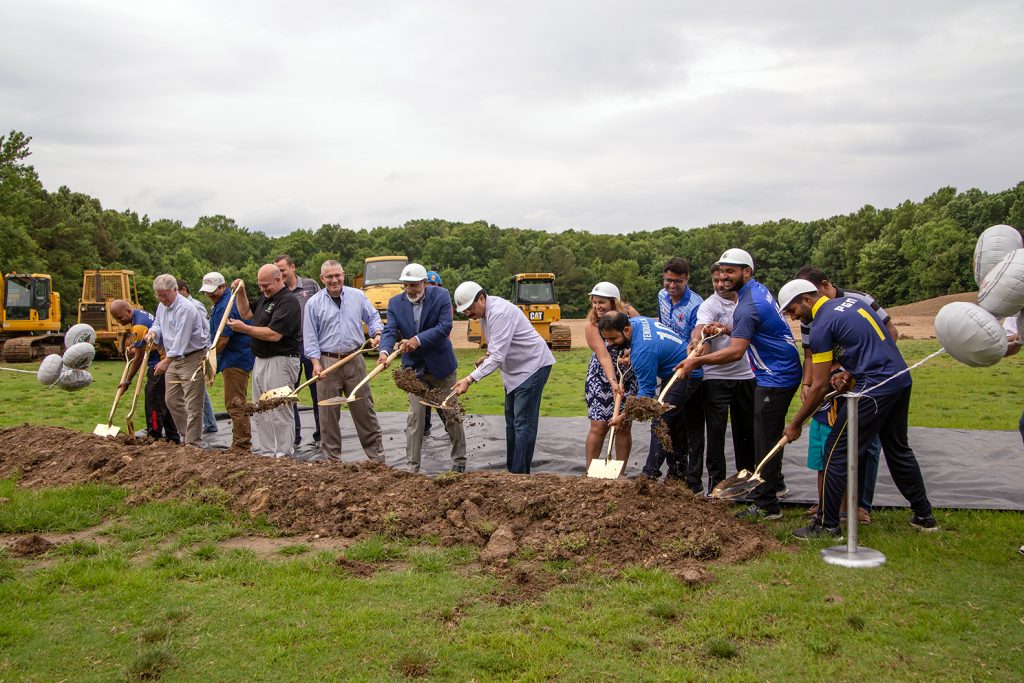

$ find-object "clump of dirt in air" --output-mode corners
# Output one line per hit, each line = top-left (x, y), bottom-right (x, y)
(231, 395), (295, 416)
(393, 368), (464, 420)
(623, 396), (673, 451)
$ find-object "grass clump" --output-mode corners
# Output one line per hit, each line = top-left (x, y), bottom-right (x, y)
(646, 599), (680, 621)
(278, 543), (310, 556)
(707, 638), (738, 660)
(125, 643), (173, 681)
(0, 478), (125, 533)
(344, 536), (406, 563)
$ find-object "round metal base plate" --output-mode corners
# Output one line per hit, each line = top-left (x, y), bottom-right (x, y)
(821, 545), (886, 568)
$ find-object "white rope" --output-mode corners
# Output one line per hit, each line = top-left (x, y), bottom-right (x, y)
(849, 347), (946, 398)
(0, 367), (36, 375)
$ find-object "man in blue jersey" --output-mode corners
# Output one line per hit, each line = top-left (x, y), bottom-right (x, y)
(676, 249), (802, 521)
(601, 312), (689, 480)
(655, 258), (705, 488)
(777, 279), (937, 538)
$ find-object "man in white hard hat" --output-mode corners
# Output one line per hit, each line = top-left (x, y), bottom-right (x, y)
(675, 248), (802, 522)
(302, 260), (385, 463)
(377, 263), (467, 473)
(777, 279), (937, 538)
(452, 281), (555, 474)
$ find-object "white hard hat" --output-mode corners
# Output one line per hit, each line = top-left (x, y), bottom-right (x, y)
(777, 279), (819, 310)
(589, 282), (621, 299)
(454, 281), (484, 313)
(200, 271), (226, 293)
(399, 263), (428, 282)
(718, 248), (754, 270)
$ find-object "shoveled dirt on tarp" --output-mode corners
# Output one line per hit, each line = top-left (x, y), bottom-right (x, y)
(0, 425), (778, 585)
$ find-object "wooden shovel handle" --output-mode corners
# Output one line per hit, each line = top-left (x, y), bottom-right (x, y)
(125, 345), (152, 432)
(749, 389), (841, 475)
(347, 349), (400, 399)
(105, 353), (134, 425)
(604, 391), (623, 460)
(294, 340), (372, 394)
(210, 281), (243, 350)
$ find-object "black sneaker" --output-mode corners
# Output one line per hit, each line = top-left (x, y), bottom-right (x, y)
(736, 504), (783, 522)
(909, 514), (939, 532)
(793, 520), (842, 541)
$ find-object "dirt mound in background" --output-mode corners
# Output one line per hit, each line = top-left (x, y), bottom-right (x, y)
(886, 292), (976, 317)
(0, 425), (778, 581)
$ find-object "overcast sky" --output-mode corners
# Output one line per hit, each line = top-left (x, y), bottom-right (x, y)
(2, 1), (1022, 235)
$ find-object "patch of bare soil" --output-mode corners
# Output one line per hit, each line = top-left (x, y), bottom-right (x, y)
(0, 425), (778, 588)
(5, 533), (55, 557)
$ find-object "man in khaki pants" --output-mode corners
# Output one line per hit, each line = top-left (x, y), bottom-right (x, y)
(303, 260), (385, 462)
(146, 274), (210, 446)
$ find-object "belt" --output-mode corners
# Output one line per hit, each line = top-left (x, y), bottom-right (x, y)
(321, 350), (358, 359)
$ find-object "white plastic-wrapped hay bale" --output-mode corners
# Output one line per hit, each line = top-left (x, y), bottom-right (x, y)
(37, 354), (65, 385)
(62, 341), (96, 370)
(974, 224), (1023, 285)
(977, 249), (1024, 317)
(64, 323), (97, 348)
(54, 367), (93, 391)
(935, 302), (1006, 367)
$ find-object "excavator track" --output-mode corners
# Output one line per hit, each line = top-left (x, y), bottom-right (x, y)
(0, 334), (64, 363)
(549, 324), (572, 352)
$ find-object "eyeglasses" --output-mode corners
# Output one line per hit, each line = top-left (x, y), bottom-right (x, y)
(663, 277), (686, 285)
(322, 274), (344, 281)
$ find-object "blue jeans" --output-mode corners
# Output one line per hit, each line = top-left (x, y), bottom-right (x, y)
(202, 391), (218, 433)
(503, 364), (552, 474)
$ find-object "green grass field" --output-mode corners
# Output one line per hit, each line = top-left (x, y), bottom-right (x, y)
(1, 341), (1022, 433)
(0, 479), (1021, 681)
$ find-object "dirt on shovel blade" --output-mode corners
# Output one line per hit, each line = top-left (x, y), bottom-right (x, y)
(231, 396), (295, 416)
(0, 425), (778, 593)
(393, 368), (464, 420)
(623, 396), (673, 451)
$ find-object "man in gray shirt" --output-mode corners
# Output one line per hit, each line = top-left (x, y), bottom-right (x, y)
(275, 254), (322, 446)
(452, 281), (555, 474)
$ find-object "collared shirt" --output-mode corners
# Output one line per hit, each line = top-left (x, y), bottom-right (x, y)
(696, 293), (754, 381)
(210, 295), (254, 372)
(182, 294), (209, 319)
(303, 286), (382, 359)
(152, 293), (209, 358)
(469, 295), (555, 392)
(288, 276), (320, 314)
(658, 286), (703, 379)
(732, 279), (802, 388)
(411, 299), (423, 330)
(810, 295), (910, 396)
(800, 286), (890, 347)
(249, 289), (302, 358)
(627, 316), (688, 398)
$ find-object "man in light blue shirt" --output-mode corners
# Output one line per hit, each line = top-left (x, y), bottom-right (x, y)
(146, 274), (210, 446)
(303, 260), (385, 462)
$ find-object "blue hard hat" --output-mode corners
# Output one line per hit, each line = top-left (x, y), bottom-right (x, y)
(426, 271), (442, 285)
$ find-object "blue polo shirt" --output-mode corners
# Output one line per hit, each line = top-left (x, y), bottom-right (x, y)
(628, 317), (689, 398)
(731, 279), (802, 388)
(658, 286), (703, 379)
(809, 296), (910, 396)
(130, 309), (159, 369)
(210, 296), (255, 372)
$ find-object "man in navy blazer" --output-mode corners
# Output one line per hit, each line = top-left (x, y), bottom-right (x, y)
(378, 263), (467, 473)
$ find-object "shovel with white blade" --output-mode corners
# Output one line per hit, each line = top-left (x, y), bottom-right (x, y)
(319, 349), (401, 406)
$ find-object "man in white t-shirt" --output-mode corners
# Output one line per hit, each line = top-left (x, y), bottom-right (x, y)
(691, 263), (755, 492)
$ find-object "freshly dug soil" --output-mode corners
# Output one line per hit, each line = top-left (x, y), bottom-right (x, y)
(624, 396), (673, 451)
(5, 533), (55, 557)
(232, 396), (296, 416)
(0, 425), (777, 585)
(392, 368), (464, 420)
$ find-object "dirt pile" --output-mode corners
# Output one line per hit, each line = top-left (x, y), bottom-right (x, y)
(624, 396), (672, 450)
(392, 368), (464, 419)
(0, 425), (777, 580)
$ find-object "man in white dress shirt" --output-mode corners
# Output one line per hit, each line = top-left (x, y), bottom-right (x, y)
(452, 281), (555, 474)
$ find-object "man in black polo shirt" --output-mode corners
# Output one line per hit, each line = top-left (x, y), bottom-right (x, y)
(227, 264), (302, 457)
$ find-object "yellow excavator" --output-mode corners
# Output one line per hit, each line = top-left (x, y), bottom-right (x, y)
(77, 269), (141, 357)
(467, 273), (572, 351)
(0, 272), (63, 362)
(353, 255), (408, 326)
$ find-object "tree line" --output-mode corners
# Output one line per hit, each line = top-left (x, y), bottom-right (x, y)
(2, 129), (1022, 322)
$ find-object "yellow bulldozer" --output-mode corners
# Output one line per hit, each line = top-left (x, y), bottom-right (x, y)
(467, 273), (572, 351)
(353, 255), (408, 326)
(77, 269), (141, 357)
(0, 272), (63, 362)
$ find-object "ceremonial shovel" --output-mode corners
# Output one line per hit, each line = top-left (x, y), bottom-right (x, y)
(417, 390), (458, 410)
(191, 281), (243, 384)
(655, 329), (722, 405)
(710, 390), (840, 499)
(94, 350), (134, 436)
(124, 343), (153, 435)
(587, 363), (633, 479)
(319, 349), (401, 406)
(259, 340), (371, 402)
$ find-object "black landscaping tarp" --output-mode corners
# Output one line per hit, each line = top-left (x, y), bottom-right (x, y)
(203, 409), (1024, 511)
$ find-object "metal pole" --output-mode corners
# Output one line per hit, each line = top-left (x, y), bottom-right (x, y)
(822, 393), (886, 568)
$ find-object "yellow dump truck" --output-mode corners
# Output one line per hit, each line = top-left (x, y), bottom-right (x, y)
(353, 256), (408, 326)
(467, 273), (572, 351)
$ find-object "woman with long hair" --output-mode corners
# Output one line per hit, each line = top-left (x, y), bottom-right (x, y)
(584, 282), (639, 471)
